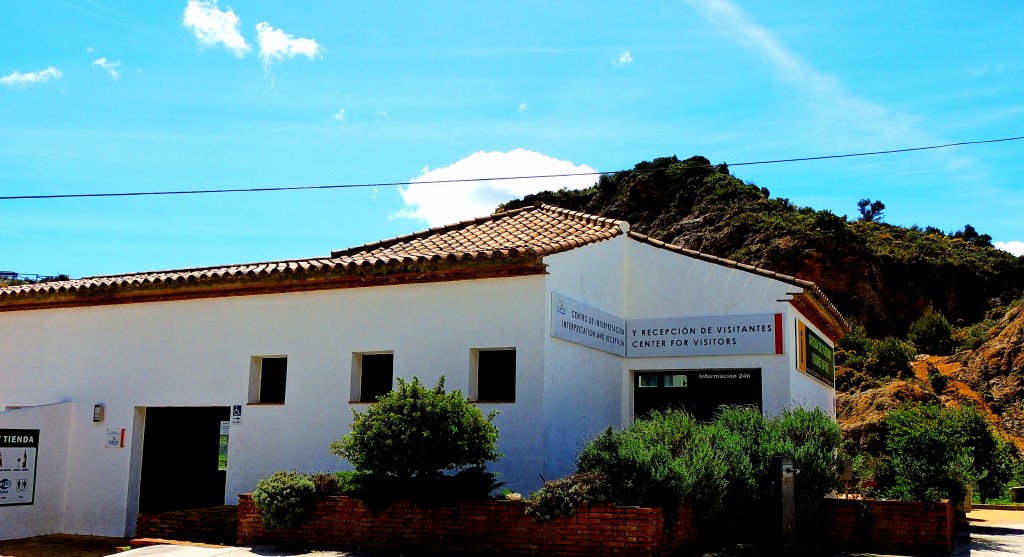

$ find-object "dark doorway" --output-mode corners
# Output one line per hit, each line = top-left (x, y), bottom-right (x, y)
(633, 369), (762, 421)
(138, 407), (230, 513)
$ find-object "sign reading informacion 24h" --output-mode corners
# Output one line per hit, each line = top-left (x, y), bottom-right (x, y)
(0, 429), (39, 506)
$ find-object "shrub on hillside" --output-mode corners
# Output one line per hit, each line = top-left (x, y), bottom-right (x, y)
(926, 362), (949, 392)
(866, 337), (916, 379)
(908, 308), (955, 355)
(877, 403), (1018, 503)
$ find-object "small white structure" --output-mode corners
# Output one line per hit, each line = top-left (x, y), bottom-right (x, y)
(0, 204), (846, 539)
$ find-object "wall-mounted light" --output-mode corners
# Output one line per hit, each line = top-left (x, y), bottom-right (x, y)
(93, 404), (105, 423)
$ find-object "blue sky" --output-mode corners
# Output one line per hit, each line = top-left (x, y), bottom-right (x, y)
(2, 1), (1023, 278)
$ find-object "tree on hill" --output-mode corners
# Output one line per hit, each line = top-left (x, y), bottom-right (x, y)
(857, 199), (886, 223)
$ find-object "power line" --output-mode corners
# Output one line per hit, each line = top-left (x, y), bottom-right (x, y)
(2, 135), (1021, 201)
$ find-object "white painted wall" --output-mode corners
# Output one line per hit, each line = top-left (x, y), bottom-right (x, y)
(622, 239), (801, 416)
(0, 235), (837, 538)
(542, 237), (630, 482)
(0, 402), (73, 541)
(0, 275), (547, 537)
(537, 236), (836, 481)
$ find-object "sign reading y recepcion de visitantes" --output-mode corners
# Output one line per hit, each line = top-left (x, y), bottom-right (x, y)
(629, 313), (783, 357)
(0, 429), (39, 506)
(551, 292), (785, 358)
(551, 292), (628, 356)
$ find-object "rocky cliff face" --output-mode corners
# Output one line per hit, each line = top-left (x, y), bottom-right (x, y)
(955, 303), (1024, 437)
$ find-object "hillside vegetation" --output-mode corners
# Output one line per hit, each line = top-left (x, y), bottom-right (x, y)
(501, 155), (1024, 337)
(503, 155), (1024, 467)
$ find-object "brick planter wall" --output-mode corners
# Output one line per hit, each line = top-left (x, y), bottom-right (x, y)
(822, 498), (956, 555)
(135, 506), (238, 545)
(237, 495), (697, 557)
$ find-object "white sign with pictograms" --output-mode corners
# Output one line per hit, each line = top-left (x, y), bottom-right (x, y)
(0, 429), (38, 506)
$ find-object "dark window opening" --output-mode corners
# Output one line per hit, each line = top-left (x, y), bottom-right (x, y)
(360, 353), (394, 402)
(633, 369), (761, 422)
(477, 349), (516, 402)
(258, 357), (288, 404)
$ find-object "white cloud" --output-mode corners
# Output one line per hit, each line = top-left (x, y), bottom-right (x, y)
(995, 241), (1024, 257)
(395, 149), (597, 227)
(376, 110), (389, 118)
(182, 0), (250, 57)
(518, 102), (528, 112)
(614, 51), (633, 66)
(92, 57), (121, 80)
(332, 108), (346, 122)
(0, 66), (62, 87)
(255, 22), (321, 66)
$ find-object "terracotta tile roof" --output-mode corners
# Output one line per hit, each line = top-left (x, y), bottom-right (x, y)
(0, 203), (848, 337)
(0, 204), (624, 303)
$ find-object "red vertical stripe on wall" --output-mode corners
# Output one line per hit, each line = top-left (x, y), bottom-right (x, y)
(775, 313), (784, 354)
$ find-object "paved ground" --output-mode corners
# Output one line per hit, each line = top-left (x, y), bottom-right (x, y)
(953, 509), (1024, 557)
(1, 508), (1022, 557)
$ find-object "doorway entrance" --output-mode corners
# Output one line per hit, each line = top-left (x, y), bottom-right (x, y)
(633, 369), (762, 421)
(138, 407), (230, 513)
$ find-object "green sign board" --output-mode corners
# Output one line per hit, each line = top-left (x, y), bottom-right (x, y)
(797, 321), (835, 387)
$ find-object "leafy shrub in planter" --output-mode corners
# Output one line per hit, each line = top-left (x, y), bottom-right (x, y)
(576, 410), (731, 515)
(330, 376), (500, 480)
(551, 406), (839, 533)
(252, 470), (318, 529)
(525, 472), (604, 522)
(329, 376), (503, 506)
(310, 471), (342, 496)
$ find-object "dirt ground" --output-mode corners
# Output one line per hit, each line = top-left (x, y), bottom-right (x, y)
(0, 534), (128, 557)
(967, 507), (1024, 525)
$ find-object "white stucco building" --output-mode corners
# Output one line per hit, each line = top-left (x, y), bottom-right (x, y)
(0, 203), (846, 540)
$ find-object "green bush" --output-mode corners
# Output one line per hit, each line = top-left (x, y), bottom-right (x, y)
(575, 410), (728, 514)
(330, 376), (501, 481)
(524, 472), (604, 522)
(561, 406), (840, 532)
(877, 403), (1018, 503)
(927, 362), (949, 392)
(908, 308), (955, 355)
(866, 337), (916, 379)
(310, 471), (342, 496)
(329, 376), (503, 506)
(712, 406), (840, 531)
(251, 470), (318, 529)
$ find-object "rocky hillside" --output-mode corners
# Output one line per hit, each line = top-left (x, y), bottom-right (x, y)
(954, 301), (1024, 438)
(502, 155), (1024, 337)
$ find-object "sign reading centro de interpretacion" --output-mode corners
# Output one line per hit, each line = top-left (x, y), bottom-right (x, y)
(0, 429), (39, 506)
(550, 292), (628, 356)
(550, 292), (785, 358)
